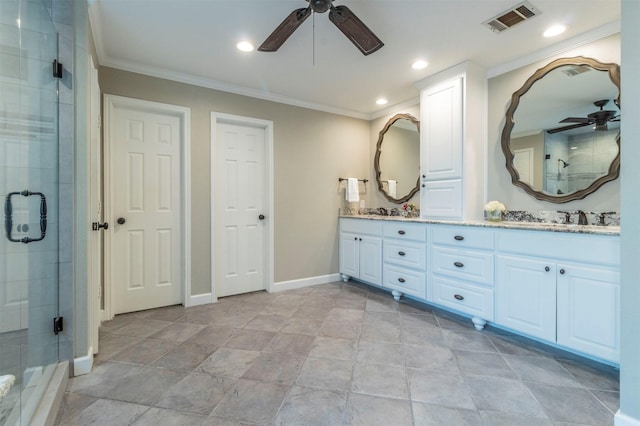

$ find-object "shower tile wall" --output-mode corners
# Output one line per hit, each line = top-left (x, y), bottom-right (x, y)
(544, 128), (618, 195)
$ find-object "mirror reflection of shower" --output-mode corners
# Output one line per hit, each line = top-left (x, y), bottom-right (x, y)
(556, 159), (570, 193)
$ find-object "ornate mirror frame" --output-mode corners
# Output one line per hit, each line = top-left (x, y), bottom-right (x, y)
(374, 113), (421, 203)
(501, 56), (621, 203)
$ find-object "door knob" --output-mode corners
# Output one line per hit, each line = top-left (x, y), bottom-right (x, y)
(117, 217), (126, 225)
(258, 214), (265, 220)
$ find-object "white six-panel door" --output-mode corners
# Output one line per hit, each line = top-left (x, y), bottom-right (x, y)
(108, 98), (184, 314)
(214, 121), (267, 297)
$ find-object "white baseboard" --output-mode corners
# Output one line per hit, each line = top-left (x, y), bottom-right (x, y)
(73, 346), (94, 376)
(616, 410), (640, 426)
(272, 273), (341, 292)
(188, 292), (214, 307)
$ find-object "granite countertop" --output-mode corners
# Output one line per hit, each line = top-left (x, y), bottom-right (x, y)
(339, 214), (621, 236)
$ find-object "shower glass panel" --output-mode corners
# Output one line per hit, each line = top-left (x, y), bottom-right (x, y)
(0, 0), (60, 424)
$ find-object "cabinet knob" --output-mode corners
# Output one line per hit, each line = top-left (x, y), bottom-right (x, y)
(454, 261), (464, 268)
(560, 268), (565, 275)
(398, 251), (406, 256)
(398, 230), (405, 235)
(422, 184), (425, 188)
(454, 235), (464, 241)
(398, 277), (406, 283)
(354, 237), (357, 241)
(454, 294), (464, 301)
(359, 238), (362, 241)
(545, 266), (550, 272)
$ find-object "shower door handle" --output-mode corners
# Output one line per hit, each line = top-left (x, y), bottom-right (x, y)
(4, 190), (47, 244)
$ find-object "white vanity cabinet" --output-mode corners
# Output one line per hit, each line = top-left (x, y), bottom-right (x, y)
(339, 218), (382, 286)
(382, 222), (427, 300)
(556, 263), (620, 363)
(495, 255), (557, 341)
(495, 229), (620, 363)
(416, 62), (486, 221)
(428, 224), (495, 330)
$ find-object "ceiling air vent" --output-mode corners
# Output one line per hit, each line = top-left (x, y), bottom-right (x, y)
(483, 1), (541, 33)
(561, 65), (592, 77)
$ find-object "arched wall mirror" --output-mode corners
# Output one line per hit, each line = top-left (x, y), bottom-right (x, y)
(501, 56), (621, 203)
(374, 113), (420, 203)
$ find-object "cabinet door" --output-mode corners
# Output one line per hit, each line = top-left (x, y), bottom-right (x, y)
(495, 255), (556, 341)
(420, 179), (462, 219)
(420, 77), (463, 181)
(557, 264), (620, 363)
(359, 236), (382, 286)
(339, 232), (360, 278)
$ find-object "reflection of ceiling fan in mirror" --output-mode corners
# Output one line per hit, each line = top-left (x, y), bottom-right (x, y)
(258, 0), (384, 56)
(546, 99), (620, 134)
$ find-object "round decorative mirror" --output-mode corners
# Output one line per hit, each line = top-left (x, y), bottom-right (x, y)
(374, 113), (420, 203)
(501, 56), (620, 203)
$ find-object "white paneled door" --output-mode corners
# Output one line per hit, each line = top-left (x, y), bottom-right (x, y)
(108, 98), (184, 314)
(214, 121), (267, 297)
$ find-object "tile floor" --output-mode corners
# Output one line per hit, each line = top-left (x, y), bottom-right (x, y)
(55, 281), (619, 425)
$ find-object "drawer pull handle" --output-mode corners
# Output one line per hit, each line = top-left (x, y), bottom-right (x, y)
(398, 277), (406, 283)
(398, 251), (406, 256)
(454, 235), (464, 241)
(545, 266), (550, 272)
(454, 261), (464, 268)
(398, 230), (406, 235)
(560, 268), (565, 275)
(454, 294), (464, 301)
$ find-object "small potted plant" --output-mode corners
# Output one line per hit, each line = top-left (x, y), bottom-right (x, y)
(484, 200), (506, 222)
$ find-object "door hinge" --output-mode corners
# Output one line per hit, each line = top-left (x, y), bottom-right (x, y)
(53, 316), (63, 335)
(52, 60), (63, 79)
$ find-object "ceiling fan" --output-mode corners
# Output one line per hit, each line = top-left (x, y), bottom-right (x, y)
(258, 0), (384, 56)
(546, 99), (620, 134)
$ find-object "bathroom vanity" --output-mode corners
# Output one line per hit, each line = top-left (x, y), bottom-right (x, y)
(339, 215), (620, 364)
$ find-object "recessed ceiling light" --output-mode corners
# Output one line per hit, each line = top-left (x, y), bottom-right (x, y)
(236, 41), (254, 52)
(543, 24), (566, 38)
(376, 98), (388, 105)
(412, 60), (428, 70)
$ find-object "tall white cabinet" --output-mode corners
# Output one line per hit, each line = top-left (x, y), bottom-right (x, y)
(416, 62), (487, 221)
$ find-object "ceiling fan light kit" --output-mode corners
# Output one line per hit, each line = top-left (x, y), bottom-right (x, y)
(258, 0), (384, 56)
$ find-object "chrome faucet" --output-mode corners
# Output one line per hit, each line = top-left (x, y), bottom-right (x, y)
(577, 210), (588, 225)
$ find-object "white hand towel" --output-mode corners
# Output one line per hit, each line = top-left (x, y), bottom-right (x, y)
(0, 374), (15, 400)
(345, 178), (360, 202)
(387, 180), (397, 197)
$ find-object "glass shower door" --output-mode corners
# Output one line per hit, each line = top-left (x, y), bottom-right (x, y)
(0, 0), (60, 424)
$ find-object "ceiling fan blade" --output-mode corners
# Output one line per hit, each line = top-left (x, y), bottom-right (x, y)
(328, 5), (383, 56)
(258, 7), (311, 52)
(546, 122), (591, 134)
(559, 117), (591, 124)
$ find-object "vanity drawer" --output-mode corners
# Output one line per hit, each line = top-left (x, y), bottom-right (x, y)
(383, 265), (425, 299)
(431, 246), (494, 286)
(431, 225), (494, 250)
(341, 218), (382, 236)
(384, 240), (426, 270)
(431, 276), (494, 320)
(383, 222), (427, 242)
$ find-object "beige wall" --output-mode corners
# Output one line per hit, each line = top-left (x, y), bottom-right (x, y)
(487, 34), (621, 211)
(99, 67), (370, 295)
(368, 105), (420, 208)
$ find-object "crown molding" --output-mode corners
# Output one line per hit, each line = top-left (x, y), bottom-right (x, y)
(487, 20), (621, 78)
